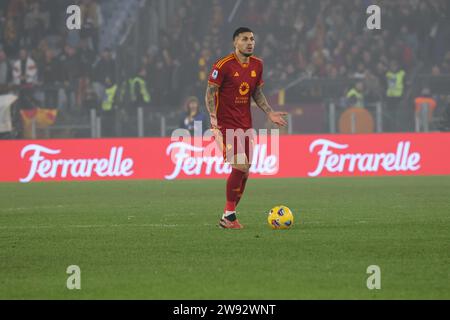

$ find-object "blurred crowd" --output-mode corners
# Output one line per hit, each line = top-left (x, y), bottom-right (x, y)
(0, 0), (105, 111)
(151, 0), (450, 132)
(0, 0), (449, 137)
(153, 0), (450, 100)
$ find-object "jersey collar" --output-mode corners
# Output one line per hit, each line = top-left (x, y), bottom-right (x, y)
(233, 52), (250, 68)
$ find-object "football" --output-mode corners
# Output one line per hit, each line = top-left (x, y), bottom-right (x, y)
(267, 205), (294, 229)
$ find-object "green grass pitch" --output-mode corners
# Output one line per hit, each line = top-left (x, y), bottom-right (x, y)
(0, 177), (449, 299)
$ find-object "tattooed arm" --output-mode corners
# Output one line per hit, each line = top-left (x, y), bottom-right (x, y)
(252, 85), (274, 115)
(205, 83), (220, 129)
(252, 86), (288, 127)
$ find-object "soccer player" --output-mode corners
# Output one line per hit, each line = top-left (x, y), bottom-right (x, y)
(205, 27), (288, 229)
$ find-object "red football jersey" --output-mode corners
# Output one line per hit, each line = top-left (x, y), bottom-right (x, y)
(208, 53), (264, 130)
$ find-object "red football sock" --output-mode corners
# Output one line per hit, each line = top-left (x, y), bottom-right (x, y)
(235, 173), (249, 207)
(225, 168), (246, 212)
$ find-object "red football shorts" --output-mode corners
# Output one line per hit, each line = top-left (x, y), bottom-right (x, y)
(214, 128), (255, 165)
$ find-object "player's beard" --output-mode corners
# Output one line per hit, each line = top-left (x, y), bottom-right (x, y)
(239, 49), (253, 58)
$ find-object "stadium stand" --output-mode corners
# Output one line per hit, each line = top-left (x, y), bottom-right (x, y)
(0, 0), (449, 138)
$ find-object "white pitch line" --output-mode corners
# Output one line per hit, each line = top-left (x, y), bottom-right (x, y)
(0, 222), (257, 230)
(0, 225), (53, 230)
(0, 205), (68, 212)
(0, 223), (180, 230)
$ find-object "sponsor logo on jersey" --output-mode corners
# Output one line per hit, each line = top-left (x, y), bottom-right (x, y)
(239, 82), (250, 96)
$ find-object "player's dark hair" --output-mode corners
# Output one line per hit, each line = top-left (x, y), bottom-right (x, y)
(233, 27), (253, 40)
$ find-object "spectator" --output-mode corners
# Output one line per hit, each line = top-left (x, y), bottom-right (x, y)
(179, 96), (207, 136)
(0, 7), (5, 45)
(414, 88), (437, 131)
(100, 77), (117, 137)
(385, 60), (406, 132)
(363, 70), (382, 102)
(59, 45), (80, 110)
(78, 38), (95, 78)
(92, 48), (116, 106)
(0, 88), (18, 139)
(80, 76), (98, 115)
(80, 0), (102, 52)
(3, 17), (20, 55)
(128, 67), (151, 108)
(149, 56), (170, 107)
(93, 49), (116, 84)
(0, 48), (10, 86)
(431, 65), (441, 76)
(346, 82), (365, 108)
(40, 48), (59, 108)
(12, 48), (37, 86)
(12, 48), (37, 110)
(23, 1), (49, 48)
(352, 63), (366, 80)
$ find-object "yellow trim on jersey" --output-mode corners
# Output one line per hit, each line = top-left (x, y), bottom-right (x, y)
(217, 56), (233, 69)
(216, 54), (233, 67)
(216, 55), (234, 69)
(215, 54), (232, 66)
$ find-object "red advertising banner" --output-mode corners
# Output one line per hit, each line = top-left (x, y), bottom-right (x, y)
(0, 133), (449, 183)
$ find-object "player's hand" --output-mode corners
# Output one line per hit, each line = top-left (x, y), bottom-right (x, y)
(268, 111), (288, 127)
(210, 114), (221, 130)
